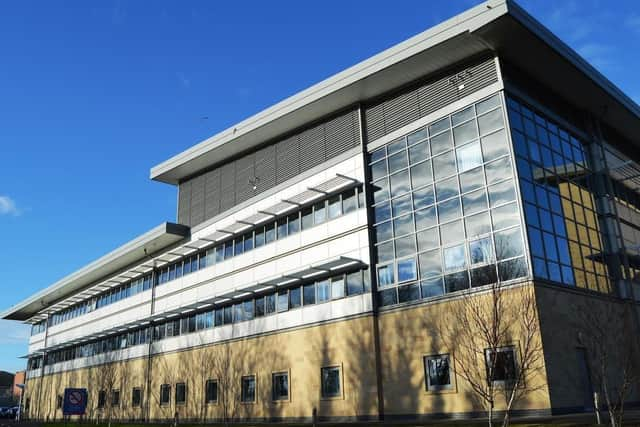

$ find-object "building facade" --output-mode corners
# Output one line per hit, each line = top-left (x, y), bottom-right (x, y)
(3, 0), (640, 422)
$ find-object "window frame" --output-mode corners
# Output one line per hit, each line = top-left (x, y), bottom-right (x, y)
(175, 382), (187, 406)
(159, 384), (171, 406)
(240, 374), (257, 404)
(485, 345), (519, 386)
(271, 370), (291, 403)
(423, 353), (455, 393)
(131, 387), (142, 408)
(205, 379), (218, 405)
(320, 364), (344, 400)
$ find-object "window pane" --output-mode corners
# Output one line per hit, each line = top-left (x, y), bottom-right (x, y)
(314, 201), (326, 224)
(342, 189), (357, 214)
(288, 286), (301, 309)
(277, 218), (288, 239)
(432, 151), (456, 180)
(266, 294), (276, 314)
(470, 237), (494, 265)
(444, 244), (466, 272)
(277, 290), (288, 312)
(391, 194), (412, 217)
(459, 166), (485, 193)
(394, 234), (416, 257)
(437, 197), (462, 223)
(390, 170), (411, 197)
(481, 129), (509, 162)
(414, 206), (437, 230)
(435, 177), (459, 202)
(421, 277), (444, 298)
(425, 355), (452, 390)
(410, 161), (432, 189)
(485, 156), (512, 184)
(346, 271), (363, 296)
(243, 232), (254, 252)
(430, 129), (452, 156)
(303, 283), (316, 305)
(377, 264), (395, 288)
(440, 220), (464, 245)
(241, 376), (256, 402)
(317, 280), (330, 302)
(413, 185), (435, 210)
(491, 202), (520, 230)
(419, 249), (442, 278)
(453, 120), (478, 146)
(331, 276), (345, 299)
(397, 258), (418, 282)
(255, 297), (265, 317)
(255, 227), (265, 247)
(465, 211), (491, 238)
(388, 150), (408, 173)
(498, 257), (528, 281)
(321, 367), (341, 398)
(398, 283), (421, 303)
(495, 227), (524, 260)
(272, 372), (289, 401)
(393, 213), (414, 237)
(488, 179), (516, 207)
(470, 264), (498, 287)
(444, 271), (469, 292)
(417, 227), (439, 252)
(409, 140), (429, 164)
(288, 213), (300, 234)
(477, 95), (501, 115)
(301, 207), (313, 229)
(456, 141), (483, 172)
(478, 107), (504, 135)
(328, 195), (342, 219)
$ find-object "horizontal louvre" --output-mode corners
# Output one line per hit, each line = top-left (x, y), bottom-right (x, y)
(364, 58), (498, 143)
(177, 108), (360, 227)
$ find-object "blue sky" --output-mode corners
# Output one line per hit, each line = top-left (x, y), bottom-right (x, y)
(0, 0), (639, 373)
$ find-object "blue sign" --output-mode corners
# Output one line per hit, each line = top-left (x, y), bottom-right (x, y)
(63, 388), (88, 416)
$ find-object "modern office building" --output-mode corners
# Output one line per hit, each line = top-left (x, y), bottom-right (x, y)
(3, 0), (640, 422)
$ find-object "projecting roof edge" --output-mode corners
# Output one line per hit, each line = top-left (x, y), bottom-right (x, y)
(1, 222), (190, 321)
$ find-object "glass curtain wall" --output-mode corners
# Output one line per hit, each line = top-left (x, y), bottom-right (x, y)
(506, 96), (612, 293)
(368, 93), (528, 307)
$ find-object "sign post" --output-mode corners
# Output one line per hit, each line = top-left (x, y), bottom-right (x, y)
(63, 388), (88, 417)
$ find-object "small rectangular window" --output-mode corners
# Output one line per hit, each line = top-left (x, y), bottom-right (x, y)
(241, 375), (256, 403)
(424, 354), (452, 391)
(317, 280), (330, 302)
(330, 276), (345, 299)
(328, 195), (342, 219)
(175, 383), (186, 405)
(277, 290), (289, 312)
(255, 227), (265, 247)
(303, 283), (316, 305)
(288, 213), (300, 234)
(486, 346), (517, 384)
(314, 201), (326, 224)
(265, 223), (276, 244)
(266, 293), (276, 314)
(57, 395), (63, 409)
(321, 366), (341, 398)
(277, 217), (288, 239)
(255, 297), (265, 317)
(243, 232), (254, 252)
(160, 384), (171, 406)
(132, 388), (142, 407)
(289, 286), (302, 309)
(272, 372), (289, 401)
(301, 207), (313, 229)
(223, 306), (233, 324)
(205, 380), (218, 404)
(234, 237), (244, 256)
(224, 241), (233, 259)
(111, 389), (120, 407)
(342, 189), (357, 214)
(346, 271), (363, 296)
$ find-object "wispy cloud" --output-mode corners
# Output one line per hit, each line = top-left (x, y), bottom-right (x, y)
(0, 320), (30, 345)
(0, 195), (21, 216)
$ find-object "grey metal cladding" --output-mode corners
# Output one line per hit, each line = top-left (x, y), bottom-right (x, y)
(190, 175), (205, 226)
(364, 57), (498, 143)
(204, 169), (221, 220)
(177, 180), (191, 225)
(177, 108), (359, 227)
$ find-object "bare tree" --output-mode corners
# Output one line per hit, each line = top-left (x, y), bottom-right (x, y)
(577, 297), (640, 427)
(93, 352), (120, 427)
(211, 344), (240, 427)
(437, 279), (544, 427)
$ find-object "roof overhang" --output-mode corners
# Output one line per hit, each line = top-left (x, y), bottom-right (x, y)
(1, 222), (190, 322)
(150, 0), (640, 186)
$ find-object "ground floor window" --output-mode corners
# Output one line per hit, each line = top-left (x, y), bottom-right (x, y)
(97, 390), (106, 408)
(424, 354), (452, 391)
(132, 388), (142, 407)
(205, 379), (218, 404)
(111, 389), (120, 407)
(241, 375), (256, 403)
(175, 383), (186, 405)
(160, 384), (171, 406)
(321, 366), (342, 398)
(56, 395), (63, 409)
(485, 346), (517, 384)
(272, 372), (289, 401)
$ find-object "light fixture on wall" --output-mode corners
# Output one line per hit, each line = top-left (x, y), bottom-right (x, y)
(248, 176), (260, 191)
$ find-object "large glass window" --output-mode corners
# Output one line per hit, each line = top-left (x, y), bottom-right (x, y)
(369, 94), (527, 307)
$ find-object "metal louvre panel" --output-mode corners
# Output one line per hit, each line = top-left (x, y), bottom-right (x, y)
(383, 90), (421, 135)
(364, 58), (497, 143)
(178, 181), (191, 225)
(178, 108), (359, 227)
(204, 169), (221, 220)
(190, 174), (206, 226)
(254, 144), (276, 192)
(326, 109), (359, 158)
(276, 136), (300, 184)
(299, 124), (325, 171)
(220, 162), (236, 212)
